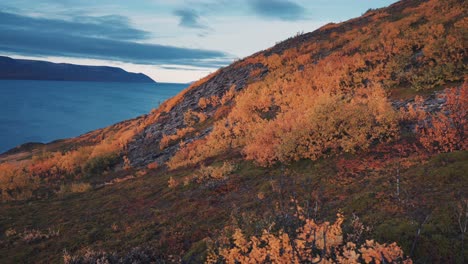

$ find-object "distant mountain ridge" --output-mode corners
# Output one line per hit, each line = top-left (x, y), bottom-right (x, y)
(0, 56), (155, 83)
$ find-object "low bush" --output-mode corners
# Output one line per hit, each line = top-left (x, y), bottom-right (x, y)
(83, 153), (121, 177)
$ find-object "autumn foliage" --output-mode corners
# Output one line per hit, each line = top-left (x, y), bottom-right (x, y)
(208, 212), (412, 264)
(401, 82), (468, 154)
(241, 86), (399, 166)
(169, 0), (467, 169)
(0, 110), (144, 200)
(415, 83), (468, 153)
(169, 84), (398, 168)
(0, 1), (466, 263)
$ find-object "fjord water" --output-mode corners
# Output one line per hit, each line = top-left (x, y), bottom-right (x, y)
(0, 80), (186, 153)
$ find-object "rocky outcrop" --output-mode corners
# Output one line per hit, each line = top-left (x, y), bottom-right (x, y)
(393, 90), (449, 132)
(126, 62), (267, 167)
(392, 91), (447, 113)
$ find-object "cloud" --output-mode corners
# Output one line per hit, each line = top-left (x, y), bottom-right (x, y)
(0, 11), (149, 40)
(0, 11), (229, 67)
(173, 8), (207, 29)
(249, 0), (305, 21)
(159, 65), (209, 71)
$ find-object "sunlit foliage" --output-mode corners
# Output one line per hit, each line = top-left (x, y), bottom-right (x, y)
(208, 213), (412, 264)
(169, 0), (467, 169)
(169, 84), (398, 168)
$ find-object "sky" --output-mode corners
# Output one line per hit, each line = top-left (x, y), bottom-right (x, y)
(0, 0), (398, 83)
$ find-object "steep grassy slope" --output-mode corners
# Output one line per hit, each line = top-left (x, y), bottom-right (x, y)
(0, 0), (467, 263)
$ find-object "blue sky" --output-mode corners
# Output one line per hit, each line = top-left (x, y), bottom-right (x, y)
(0, 0), (398, 83)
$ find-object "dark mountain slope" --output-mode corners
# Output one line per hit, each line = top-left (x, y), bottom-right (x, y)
(127, 62), (268, 166)
(0, 56), (155, 83)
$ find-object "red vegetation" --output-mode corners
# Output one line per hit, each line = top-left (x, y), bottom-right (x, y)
(416, 83), (467, 153)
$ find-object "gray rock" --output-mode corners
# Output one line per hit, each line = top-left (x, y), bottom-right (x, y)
(126, 62), (267, 167)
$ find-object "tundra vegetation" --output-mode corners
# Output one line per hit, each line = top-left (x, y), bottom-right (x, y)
(0, 0), (466, 263)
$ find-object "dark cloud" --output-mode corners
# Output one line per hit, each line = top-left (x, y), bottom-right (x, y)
(0, 11), (149, 40)
(173, 8), (207, 29)
(0, 11), (229, 67)
(249, 0), (305, 21)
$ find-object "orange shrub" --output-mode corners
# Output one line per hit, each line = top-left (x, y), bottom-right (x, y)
(243, 87), (399, 166)
(184, 110), (207, 126)
(198, 96), (221, 110)
(160, 127), (196, 150)
(220, 85), (237, 105)
(168, 177), (179, 188)
(208, 213), (412, 264)
(0, 163), (39, 201)
(147, 161), (159, 170)
(169, 84), (398, 168)
(198, 97), (209, 109)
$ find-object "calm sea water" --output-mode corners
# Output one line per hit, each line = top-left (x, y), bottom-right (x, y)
(0, 80), (186, 153)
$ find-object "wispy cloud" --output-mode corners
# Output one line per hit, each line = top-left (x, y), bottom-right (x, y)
(173, 8), (207, 29)
(0, 11), (229, 67)
(249, 0), (305, 21)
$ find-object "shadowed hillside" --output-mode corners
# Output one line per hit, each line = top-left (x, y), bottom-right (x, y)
(0, 0), (466, 263)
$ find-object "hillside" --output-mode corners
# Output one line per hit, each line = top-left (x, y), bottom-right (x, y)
(0, 0), (467, 263)
(0, 56), (155, 83)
